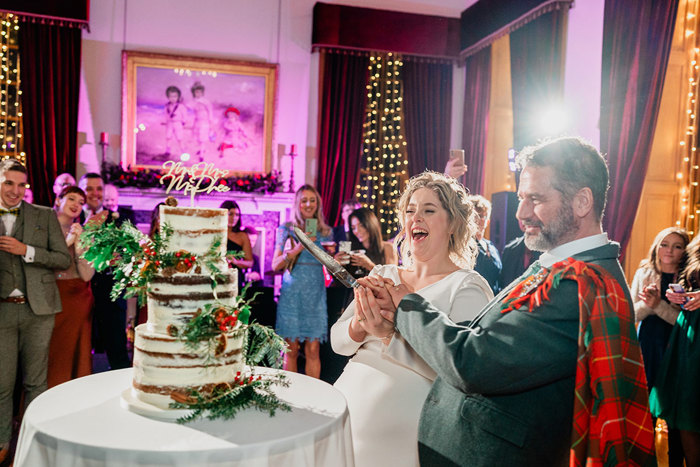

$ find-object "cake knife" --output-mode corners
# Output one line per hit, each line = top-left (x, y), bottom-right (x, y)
(292, 226), (359, 288)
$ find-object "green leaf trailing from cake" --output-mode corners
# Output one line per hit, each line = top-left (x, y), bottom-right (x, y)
(79, 221), (228, 304)
(169, 370), (290, 423)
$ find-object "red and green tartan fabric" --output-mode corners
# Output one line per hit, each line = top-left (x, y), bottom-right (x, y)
(501, 257), (655, 467)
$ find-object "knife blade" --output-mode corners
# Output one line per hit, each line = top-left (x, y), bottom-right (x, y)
(292, 226), (359, 288)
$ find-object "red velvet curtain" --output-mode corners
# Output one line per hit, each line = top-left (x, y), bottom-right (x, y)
(462, 46), (491, 195)
(403, 58), (453, 177)
(600, 0), (679, 255)
(19, 21), (81, 206)
(509, 8), (567, 151)
(316, 50), (369, 227)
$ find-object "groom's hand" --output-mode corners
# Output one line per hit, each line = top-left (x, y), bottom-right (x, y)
(357, 276), (395, 312)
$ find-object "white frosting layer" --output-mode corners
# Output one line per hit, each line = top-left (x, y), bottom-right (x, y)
(160, 205), (228, 256)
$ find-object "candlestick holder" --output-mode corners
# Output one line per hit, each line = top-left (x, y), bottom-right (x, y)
(285, 147), (297, 193)
(99, 138), (109, 176)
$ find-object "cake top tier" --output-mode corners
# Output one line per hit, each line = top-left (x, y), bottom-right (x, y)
(159, 205), (228, 257)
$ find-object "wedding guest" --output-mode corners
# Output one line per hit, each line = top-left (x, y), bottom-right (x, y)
(656, 235), (700, 467)
(220, 200), (253, 289)
(47, 186), (95, 388)
(0, 159), (70, 464)
(52, 172), (76, 207)
(103, 184), (135, 226)
(333, 199), (361, 243)
(272, 185), (332, 378)
(358, 137), (654, 466)
(78, 173), (132, 370)
(52, 173), (76, 198)
(336, 207), (398, 277)
(632, 227), (688, 466)
(332, 171), (492, 466)
(322, 208), (397, 385)
(133, 202), (165, 328)
(469, 194), (502, 293)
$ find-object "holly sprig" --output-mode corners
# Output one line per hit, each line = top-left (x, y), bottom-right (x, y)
(177, 283), (262, 356)
(79, 221), (228, 304)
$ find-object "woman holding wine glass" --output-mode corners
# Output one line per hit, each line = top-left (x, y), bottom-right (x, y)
(335, 207), (397, 276)
(47, 186), (95, 387)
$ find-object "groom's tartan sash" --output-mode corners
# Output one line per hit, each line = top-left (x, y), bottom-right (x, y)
(500, 258), (655, 467)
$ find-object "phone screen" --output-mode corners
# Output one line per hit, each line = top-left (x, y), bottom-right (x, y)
(305, 218), (318, 237)
(669, 283), (685, 294)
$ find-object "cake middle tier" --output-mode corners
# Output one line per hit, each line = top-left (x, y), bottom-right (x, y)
(146, 271), (238, 335)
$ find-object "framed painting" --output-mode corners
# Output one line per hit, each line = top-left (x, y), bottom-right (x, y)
(121, 51), (277, 174)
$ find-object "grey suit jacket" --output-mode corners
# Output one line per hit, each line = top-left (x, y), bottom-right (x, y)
(0, 201), (71, 315)
(395, 242), (632, 466)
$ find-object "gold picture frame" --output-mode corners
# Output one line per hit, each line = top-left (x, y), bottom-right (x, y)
(121, 51), (277, 175)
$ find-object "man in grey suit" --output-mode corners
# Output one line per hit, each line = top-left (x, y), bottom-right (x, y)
(0, 159), (70, 463)
(355, 137), (653, 466)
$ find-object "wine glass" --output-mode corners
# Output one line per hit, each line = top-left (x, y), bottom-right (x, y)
(350, 249), (366, 275)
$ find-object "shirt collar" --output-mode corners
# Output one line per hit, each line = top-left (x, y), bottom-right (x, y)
(83, 205), (104, 216)
(539, 233), (609, 268)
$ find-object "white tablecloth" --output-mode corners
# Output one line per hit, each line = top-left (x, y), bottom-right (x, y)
(14, 368), (353, 467)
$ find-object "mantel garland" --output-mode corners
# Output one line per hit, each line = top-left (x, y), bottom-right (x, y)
(104, 164), (284, 194)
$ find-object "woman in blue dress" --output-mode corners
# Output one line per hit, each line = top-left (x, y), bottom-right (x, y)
(272, 185), (332, 378)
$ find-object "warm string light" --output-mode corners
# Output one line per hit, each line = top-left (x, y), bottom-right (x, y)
(679, 3), (700, 236)
(355, 53), (409, 238)
(0, 13), (23, 165)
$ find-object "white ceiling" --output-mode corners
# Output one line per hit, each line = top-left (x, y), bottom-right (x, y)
(321, 0), (480, 18)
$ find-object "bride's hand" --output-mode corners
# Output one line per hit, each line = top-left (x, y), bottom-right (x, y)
(354, 286), (395, 339)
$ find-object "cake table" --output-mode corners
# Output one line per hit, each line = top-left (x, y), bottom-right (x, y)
(14, 368), (353, 467)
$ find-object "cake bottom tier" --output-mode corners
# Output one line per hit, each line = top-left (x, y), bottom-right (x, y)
(132, 324), (245, 409)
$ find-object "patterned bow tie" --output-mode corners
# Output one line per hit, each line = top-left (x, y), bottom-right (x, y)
(0, 208), (19, 216)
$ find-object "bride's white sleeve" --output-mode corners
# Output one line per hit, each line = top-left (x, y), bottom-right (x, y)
(446, 274), (493, 324)
(330, 298), (364, 356)
(382, 274), (493, 381)
(330, 265), (392, 356)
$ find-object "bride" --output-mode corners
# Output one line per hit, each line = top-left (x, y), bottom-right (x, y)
(331, 171), (493, 467)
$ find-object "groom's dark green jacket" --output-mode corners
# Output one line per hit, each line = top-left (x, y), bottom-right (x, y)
(395, 242), (633, 466)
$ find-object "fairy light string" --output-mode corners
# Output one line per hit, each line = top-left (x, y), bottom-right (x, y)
(356, 52), (409, 239)
(679, 2), (700, 235)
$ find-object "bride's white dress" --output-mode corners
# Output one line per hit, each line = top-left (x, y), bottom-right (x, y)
(331, 264), (493, 467)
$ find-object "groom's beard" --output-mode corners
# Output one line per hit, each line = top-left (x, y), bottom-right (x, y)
(523, 204), (579, 252)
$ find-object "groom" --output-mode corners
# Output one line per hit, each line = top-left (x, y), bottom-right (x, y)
(357, 137), (655, 466)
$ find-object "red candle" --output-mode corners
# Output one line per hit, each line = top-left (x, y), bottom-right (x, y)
(100, 132), (109, 144)
(290, 144), (296, 154)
